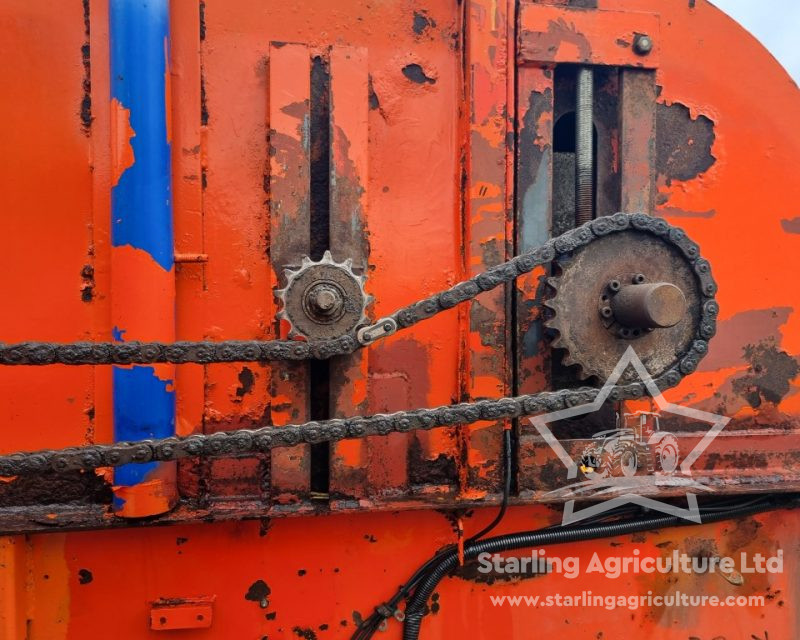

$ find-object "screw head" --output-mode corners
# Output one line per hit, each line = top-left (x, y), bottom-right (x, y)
(633, 34), (653, 56)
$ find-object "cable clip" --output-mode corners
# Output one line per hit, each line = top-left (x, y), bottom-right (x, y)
(357, 317), (397, 345)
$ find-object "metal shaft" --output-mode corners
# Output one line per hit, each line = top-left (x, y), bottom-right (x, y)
(575, 66), (594, 225)
(611, 282), (687, 329)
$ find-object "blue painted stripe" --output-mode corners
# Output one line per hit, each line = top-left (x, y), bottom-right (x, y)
(110, 0), (173, 271)
(112, 366), (175, 489)
(110, 0), (175, 506)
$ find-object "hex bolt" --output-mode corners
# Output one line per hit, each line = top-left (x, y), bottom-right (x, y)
(633, 34), (653, 56)
(633, 273), (646, 284)
(305, 283), (344, 318)
(600, 306), (613, 318)
(608, 279), (622, 292)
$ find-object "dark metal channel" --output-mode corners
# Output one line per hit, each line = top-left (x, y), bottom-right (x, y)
(309, 56), (331, 496)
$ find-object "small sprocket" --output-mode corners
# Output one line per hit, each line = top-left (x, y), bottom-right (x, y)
(276, 250), (369, 340)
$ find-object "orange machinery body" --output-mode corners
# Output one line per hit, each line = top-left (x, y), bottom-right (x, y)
(0, 0), (799, 638)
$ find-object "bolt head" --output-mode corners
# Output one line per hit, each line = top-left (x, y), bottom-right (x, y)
(305, 283), (344, 318)
(633, 34), (653, 56)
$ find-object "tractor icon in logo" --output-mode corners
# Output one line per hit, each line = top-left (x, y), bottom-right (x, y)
(578, 411), (680, 479)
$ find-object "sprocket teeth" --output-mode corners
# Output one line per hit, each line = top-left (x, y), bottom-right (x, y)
(562, 357), (578, 369)
(275, 252), (370, 340)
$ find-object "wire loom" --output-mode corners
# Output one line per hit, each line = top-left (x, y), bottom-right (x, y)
(352, 493), (799, 640)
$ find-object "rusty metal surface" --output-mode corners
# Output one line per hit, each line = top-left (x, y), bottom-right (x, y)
(0, 214), (719, 487)
(0, 0), (799, 637)
(545, 229), (704, 380)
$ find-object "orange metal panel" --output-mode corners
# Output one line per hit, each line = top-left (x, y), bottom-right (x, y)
(268, 42), (313, 502)
(0, 0), (95, 457)
(328, 45), (372, 503)
(460, 0), (512, 501)
(0, 0), (799, 638)
(515, 64), (555, 494)
(170, 0), (206, 463)
(518, 3), (661, 68)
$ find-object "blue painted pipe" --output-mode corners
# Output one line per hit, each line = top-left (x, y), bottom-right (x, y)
(110, 0), (177, 516)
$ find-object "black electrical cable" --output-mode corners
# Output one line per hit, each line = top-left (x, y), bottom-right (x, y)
(351, 429), (514, 640)
(401, 494), (796, 640)
(467, 428), (513, 542)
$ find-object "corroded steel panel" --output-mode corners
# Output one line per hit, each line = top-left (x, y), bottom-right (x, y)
(0, 0), (799, 637)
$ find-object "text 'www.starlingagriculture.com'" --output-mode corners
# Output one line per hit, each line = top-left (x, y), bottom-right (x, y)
(488, 591), (766, 611)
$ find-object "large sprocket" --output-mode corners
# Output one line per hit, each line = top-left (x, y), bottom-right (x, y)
(544, 228), (703, 382)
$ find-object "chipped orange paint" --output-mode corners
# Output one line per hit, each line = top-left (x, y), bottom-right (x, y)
(113, 472), (177, 518)
(110, 246), (175, 339)
(518, 4), (661, 68)
(110, 98), (135, 187)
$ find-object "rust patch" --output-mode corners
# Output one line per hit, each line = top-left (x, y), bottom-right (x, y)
(698, 307), (792, 371)
(722, 516), (762, 552)
(235, 367), (256, 399)
(731, 340), (799, 407)
(780, 216), (800, 234)
(702, 451), (770, 471)
(200, 76), (209, 126)
(199, 0), (206, 40)
(402, 63), (436, 85)
(413, 11), (436, 36)
(684, 536), (718, 559)
(80, 0), (92, 133)
(408, 437), (457, 486)
(519, 20), (592, 63)
(368, 75), (380, 111)
(453, 557), (553, 585)
(292, 627), (317, 640)
(78, 568), (93, 584)
(80, 263), (95, 302)
(245, 579), (271, 603)
(0, 470), (111, 507)
(656, 102), (715, 184)
(470, 300), (504, 349)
